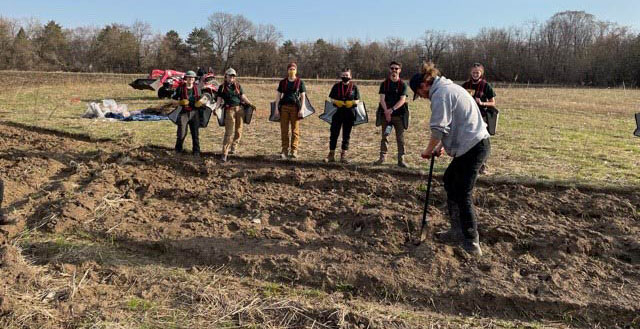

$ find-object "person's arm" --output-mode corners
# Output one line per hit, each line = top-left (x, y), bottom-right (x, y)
(421, 137), (444, 159)
(391, 95), (406, 112)
(298, 92), (306, 117)
(241, 94), (251, 105)
(480, 97), (496, 108)
(379, 94), (387, 111)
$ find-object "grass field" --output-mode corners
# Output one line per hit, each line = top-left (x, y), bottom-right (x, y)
(1, 72), (639, 329)
(1, 71), (638, 188)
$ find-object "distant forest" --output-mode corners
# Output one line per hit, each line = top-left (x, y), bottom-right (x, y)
(1, 11), (639, 86)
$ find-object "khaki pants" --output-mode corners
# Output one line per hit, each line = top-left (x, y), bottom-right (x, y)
(380, 115), (405, 156)
(222, 106), (244, 155)
(280, 104), (300, 153)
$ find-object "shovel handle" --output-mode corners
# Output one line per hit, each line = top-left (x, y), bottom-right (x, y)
(416, 155), (436, 244)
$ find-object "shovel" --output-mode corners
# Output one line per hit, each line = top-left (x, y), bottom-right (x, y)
(415, 155), (435, 245)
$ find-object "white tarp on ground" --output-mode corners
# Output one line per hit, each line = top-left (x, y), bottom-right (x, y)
(83, 99), (129, 119)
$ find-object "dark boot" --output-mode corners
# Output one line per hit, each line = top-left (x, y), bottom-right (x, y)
(397, 155), (409, 168)
(340, 150), (349, 163)
(324, 150), (336, 163)
(463, 235), (483, 257)
(436, 200), (464, 242)
(373, 153), (385, 165)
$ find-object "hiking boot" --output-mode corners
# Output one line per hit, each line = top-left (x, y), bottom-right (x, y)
(229, 145), (237, 155)
(280, 152), (288, 160)
(193, 151), (201, 157)
(397, 155), (409, 168)
(0, 213), (14, 225)
(289, 150), (298, 159)
(373, 153), (386, 165)
(436, 200), (464, 243)
(324, 150), (336, 163)
(340, 150), (349, 163)
(221, 154), (228, 162)
(479, 163), (489, 175)
(463, 236), (483, 257)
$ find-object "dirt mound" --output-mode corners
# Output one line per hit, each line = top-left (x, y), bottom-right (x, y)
(0, 122), (639, 328)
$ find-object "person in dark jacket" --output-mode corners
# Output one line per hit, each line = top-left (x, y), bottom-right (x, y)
(461, 63), (496, 174)
(172, 70), (202, 156)
(411, 61), (491, 257)
(326, 68), (361, 163)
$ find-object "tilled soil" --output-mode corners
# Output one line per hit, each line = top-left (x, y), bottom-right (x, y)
(1, 122), (639, 328)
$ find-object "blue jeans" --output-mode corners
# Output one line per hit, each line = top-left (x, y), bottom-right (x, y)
(443, 138), (491, 241)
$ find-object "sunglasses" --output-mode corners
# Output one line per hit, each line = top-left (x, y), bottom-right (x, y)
(390, 67), (401, 71)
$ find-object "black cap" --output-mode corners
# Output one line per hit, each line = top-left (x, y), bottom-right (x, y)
(409, 73), (425, 101)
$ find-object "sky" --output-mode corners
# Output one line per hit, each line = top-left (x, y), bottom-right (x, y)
(1, 0), (638, 42)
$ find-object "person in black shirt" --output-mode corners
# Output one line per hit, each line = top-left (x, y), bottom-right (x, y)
(374, 61), (410, 167)
(172, 70), (202, 156)
(274, 62), (307, 159)
(461, 63), (496, 174)
(326, 68), (361, 163)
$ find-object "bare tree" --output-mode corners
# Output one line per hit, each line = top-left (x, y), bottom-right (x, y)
(207, 12), (254, 68)
(420, 30), (449, 63)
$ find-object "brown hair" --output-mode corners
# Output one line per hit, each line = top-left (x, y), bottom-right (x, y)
(420, 61), (441, 84)
(287, 62), (297, 69)
(389, 61), (402, 68)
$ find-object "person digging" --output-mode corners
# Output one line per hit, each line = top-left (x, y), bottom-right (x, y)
(411, 62), (491, 257)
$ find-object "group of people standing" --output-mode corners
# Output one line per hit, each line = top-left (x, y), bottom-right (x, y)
(168, 60), (497, 256)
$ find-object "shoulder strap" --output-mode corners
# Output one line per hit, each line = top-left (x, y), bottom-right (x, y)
(294, 78), (301, 92)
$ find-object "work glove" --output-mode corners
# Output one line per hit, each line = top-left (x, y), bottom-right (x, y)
(344, 100), (354, 108)
(179, 99), (189, 106)
(333, 100), (345, 108)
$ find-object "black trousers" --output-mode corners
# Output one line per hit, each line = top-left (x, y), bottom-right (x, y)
(175, 110), (201, 153)
(0, 179), (4, 208)
(329, 107), (356, 151)
(443, 138), (491, 240)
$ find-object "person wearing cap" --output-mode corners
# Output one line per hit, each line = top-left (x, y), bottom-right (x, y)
(172, 70), (202, 156)
(274, 62), (306, 159)
(215, 68), (253, 162)
(461, 63), (496, 175)
(410, 61), (491, 257)
(326, 67), (360, 163)
(0, 180), (15, 225)
(374, 61), (410, 167)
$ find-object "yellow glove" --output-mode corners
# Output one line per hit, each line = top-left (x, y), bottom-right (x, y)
(179, 99), (189, 106)
(333, 100), (345, 107)
(194, 100), (204, 107)
(344, 100), (354, 108)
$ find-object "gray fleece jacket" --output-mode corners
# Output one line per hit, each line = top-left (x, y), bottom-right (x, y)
(429, 76), (490, 157)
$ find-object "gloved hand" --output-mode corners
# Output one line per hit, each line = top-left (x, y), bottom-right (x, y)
(179, 99), (189, 106)
(333, 100), (345, 107)
(344, 100), (354, 108)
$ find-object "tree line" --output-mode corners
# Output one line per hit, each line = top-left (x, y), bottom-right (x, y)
(1, 11), (639, 86)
